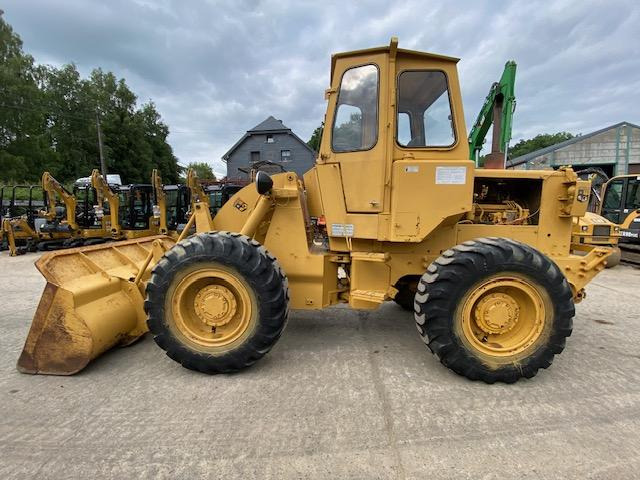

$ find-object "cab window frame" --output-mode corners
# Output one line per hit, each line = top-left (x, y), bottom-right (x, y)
(395, 69), (457, 150)
(330, 62), (380, 154)
(603, 179), (624, 210)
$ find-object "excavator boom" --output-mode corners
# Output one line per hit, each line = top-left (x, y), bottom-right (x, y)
(91, 169), (120, 237)
(468, 61), (517, 168)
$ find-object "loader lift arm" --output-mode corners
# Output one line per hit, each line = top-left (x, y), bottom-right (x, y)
(468, 61), (516, 168)
(90, 169), (120, 237)
(41, 172), (78, 231)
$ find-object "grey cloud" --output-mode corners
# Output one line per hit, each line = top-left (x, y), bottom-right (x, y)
(3, 0), (639, 175)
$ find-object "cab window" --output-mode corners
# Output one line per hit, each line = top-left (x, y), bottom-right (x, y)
(397, 70), (455, 147)
(625, 179), (640, 209)
(603, 180), (623, 210)
(332, 64), (379, 152)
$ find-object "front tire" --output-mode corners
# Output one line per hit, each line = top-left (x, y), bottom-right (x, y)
(414, 237), (574, 383)
(145, 232), (289, 374)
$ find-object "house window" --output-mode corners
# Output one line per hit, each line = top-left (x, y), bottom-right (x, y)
(281, 150), (291, 162)
(250, 151), (260, 163)
(266, 134), (274, 143)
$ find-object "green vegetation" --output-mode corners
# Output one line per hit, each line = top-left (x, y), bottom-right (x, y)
(0, 13), (179, 185)
(307, 123), (323, 152)
(186, 161), (216, 181)
(508, 132), (575, 159)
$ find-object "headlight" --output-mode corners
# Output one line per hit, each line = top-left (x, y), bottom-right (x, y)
(614, 226), (620, 233)
(581, 225), (589, 232)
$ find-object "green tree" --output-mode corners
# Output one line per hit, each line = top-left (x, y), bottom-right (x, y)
(0, 12), (51, 183)
(137, 102), (180, 183)
(187, 161), (216, 181)
(509, 132), (575, 159)
(307, 123), (323, 152)
(0, 13), (180, 185)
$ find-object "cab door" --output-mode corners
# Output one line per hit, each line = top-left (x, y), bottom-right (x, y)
(601, 178), (625, 223)
(327, 54), (388, 213)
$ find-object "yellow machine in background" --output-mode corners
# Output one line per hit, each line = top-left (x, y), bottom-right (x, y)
(18, 39), (617, 383)
(38, 171), (114, 248)
(0, 185), (45, 256)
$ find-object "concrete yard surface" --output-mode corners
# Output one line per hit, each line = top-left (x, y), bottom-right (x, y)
(1, 253), (640, 479)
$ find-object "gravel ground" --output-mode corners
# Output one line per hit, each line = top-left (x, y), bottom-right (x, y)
(1, 252), (639, 479)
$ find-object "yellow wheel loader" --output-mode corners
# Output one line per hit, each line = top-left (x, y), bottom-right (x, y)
(18, 39), (617, 383)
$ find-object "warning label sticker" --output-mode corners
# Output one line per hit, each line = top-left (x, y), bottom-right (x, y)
(331, 223), (354, 237)
(435, 166), (467, 185)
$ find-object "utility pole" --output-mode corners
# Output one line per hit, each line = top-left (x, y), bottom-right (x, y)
(96, 112), (107, 177)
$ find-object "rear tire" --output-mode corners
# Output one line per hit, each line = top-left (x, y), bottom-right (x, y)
(145, 232), (289, 374)
(414, 237), (574, 383)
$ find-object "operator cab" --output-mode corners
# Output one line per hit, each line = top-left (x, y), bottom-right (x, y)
(314, 37), (471, 242)
(162, 184), (191, 231)
(72, 185), (101, 228)
(117, 184), (154, 230)
(206, 184), (243, 217)
(601, 175), (640, 241)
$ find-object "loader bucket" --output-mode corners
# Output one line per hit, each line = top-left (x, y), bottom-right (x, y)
(17, 236), (174, 375)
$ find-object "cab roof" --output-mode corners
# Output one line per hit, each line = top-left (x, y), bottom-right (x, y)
(330, 39), (459, 82)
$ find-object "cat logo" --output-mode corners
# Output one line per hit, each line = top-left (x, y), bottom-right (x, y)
(234, 199), (248, 212)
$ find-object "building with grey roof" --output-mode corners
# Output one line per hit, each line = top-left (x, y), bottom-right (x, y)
(507, 121), (640, 176)
(222, 116), (317, 180)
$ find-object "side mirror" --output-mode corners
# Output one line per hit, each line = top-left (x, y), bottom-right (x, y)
(255, 171), (273, 195)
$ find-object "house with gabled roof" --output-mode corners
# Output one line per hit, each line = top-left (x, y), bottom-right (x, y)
(222, 116), (317, 180)
(507, 121), (640, 176)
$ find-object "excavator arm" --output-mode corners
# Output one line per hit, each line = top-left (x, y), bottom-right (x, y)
(91, 169), (120, 237)
(468, 61), (517, 168)
(151, 169), (168, 235)
(186, 168), (211, 212)
(2, 218), (19, 256)
(41, 172), (78, 231)
(621, 209), (640, 230)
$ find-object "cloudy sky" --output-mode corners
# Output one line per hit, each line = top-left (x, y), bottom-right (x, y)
(3, 0), (639, 176)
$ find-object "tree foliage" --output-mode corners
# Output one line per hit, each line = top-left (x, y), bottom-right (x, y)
(0, 13), (179, 185)
(307, 123), (323, 152)
(187, 161), (216, 181)
(508, 132), (575, 159)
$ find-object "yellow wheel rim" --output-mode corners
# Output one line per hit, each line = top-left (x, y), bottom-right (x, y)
(170, 267), (254, 349)
(460, 275), (547, 357)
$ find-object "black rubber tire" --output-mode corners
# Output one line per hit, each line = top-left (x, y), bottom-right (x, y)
(414, 237), (574, 384)
(145, 231), (289, 374)
(393, 282), (417, 311)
